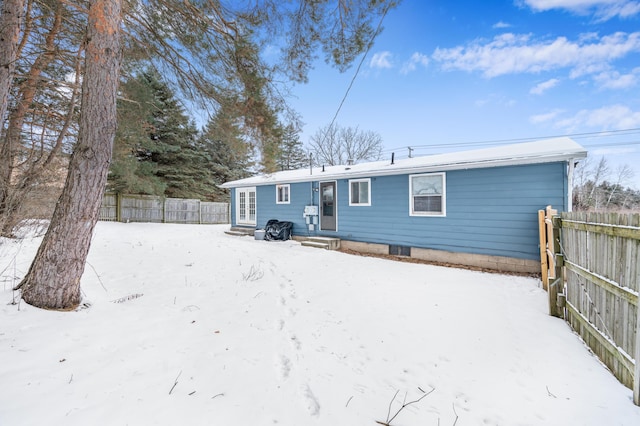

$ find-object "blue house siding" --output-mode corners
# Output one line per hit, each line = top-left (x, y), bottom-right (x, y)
(222, 138), (585, 271)
(255, 182), (314, 236)
(317, 162), (568, 260)
(230, 162), (568, 261)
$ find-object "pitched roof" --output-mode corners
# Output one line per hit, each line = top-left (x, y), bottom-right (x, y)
(220, 137), (587, 188)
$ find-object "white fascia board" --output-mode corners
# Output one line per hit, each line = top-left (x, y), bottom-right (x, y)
(220, 138), (588, 188)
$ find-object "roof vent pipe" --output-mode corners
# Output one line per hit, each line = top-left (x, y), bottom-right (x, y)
(391, 152), (395, 165)
(309, 153), (313, 175)
(322, 165), (325, 172)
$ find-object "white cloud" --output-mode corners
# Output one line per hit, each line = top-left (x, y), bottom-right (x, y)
(400, 52), (429, 74)
(592, 146), (636, 156)
(593, 67), (640, 88)
(432, 31), (640, 79)
(548, 104), (640, 131)
(530, 78), (560, 94)
(529, 109), (565, 123)
(369, 51), (393, 69)
(584, 104), (640, 128)
(493, 21), (512, 28)
(520, 0), (640, 20)
(474, 93), (517, 108)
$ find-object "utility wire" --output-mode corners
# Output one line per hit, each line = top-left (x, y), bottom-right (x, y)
(318, 4), (392, 147)
(380, 128), (640, 155)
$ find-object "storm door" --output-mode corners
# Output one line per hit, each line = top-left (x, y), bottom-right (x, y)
(320, 181), (337, 231)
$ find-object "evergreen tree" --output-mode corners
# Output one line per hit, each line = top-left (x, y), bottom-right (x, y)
(13, 0), (398, 310)
(277, 124), (309, 171)
(110, 70), (166, 195)
(110, 69), (217, 199)
(199, 101), (253, 201)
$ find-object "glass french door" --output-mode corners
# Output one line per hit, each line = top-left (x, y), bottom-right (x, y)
(236, 187), (256, 225)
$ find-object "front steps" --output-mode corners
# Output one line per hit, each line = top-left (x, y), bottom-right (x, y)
(301, 236), (341, 250)
(225, 227), (340, 251)
(224, 227), (254, 236)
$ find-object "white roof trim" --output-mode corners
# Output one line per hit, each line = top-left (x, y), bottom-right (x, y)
(221, 137), (588, 188)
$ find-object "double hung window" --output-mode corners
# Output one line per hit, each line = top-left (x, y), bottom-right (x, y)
(349, 179), (371, 206)
(409, 173), (445, 216)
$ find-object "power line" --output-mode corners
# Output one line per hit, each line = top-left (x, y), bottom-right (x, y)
(318, 4), (393, 145)
(380, 128), (640, 155)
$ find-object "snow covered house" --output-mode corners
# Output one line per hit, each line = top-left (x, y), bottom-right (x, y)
(220, 137), (587, 273)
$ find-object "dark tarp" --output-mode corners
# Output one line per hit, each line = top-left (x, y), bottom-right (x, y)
(264, 219), (293, 241)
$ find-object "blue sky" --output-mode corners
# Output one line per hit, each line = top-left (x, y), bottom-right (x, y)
(288, 0), (640, 188)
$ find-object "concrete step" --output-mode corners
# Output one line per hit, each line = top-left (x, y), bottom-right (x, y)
(303, 237), (341, 250)
(225, 227), (254, 236)
(301, 240), (331, 250)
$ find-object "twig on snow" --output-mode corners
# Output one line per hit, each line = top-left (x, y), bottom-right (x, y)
(86, 261), (107, 292)
(211, 393), (225, 399)
(546, 385), (557, 398)
(169, 370), (182, 395)
(242, 264), (264, 282)
(452, 403), (459, 426)
(376, 386), (435, 425)
(346, 395), (354, 407)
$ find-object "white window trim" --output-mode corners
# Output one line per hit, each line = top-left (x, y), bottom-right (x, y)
(236, 186), (257, 225)
(348, 178), (371, 206)
(409, 173), (446, 217)
(276, 184), (290, 204)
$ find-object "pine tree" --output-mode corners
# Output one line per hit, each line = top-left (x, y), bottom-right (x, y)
(199, 101), (253, 201)
(14, 0), (398, 310)
(110, 69), (217, 199)
(277, 124), (309, 171)
(109, 70), (166, 195)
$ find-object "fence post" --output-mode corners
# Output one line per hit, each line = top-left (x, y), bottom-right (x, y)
(116, 192), (122, 222)
(547, 207), (564, 318)
(538, 209), (549, 291)
(635, 297), (640, 405)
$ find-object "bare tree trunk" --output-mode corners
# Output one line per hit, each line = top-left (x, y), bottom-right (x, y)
(0, 2), (67, 236)
(0, 0), (25, 210)
(19, 0), (121, 310)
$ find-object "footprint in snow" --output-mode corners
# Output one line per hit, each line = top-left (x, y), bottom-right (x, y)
(301, 384), (320, 416)
(279, 355), (291, 379)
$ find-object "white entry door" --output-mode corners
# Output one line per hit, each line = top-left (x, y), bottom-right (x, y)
(236, 187), (256, 226)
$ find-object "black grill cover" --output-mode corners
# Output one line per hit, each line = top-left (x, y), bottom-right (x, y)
(264, 219), (293, 241)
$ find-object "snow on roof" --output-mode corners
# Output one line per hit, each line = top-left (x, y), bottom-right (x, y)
(220, 137), (587, 188)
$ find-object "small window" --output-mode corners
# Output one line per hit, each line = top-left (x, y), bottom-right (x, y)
(409, 173), (445, 216)
(349, 179), (371, 206)
(276, 184), (290, 204)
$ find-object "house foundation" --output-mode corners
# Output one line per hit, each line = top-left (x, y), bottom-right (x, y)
(340, 240), (539, 275)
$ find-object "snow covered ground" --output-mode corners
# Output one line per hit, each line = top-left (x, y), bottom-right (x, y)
(1, 222), (639, 425)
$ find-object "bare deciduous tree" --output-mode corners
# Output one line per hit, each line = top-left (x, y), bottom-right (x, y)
(573, 156), (639, 211)
(605, 163), (634, 208)
(309, 123), (384, 166)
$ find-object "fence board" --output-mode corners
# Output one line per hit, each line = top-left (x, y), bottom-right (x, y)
(99, 193), (229, 224)
(201, 202), (230, 224)
(164, 198), (200, 224)
(100, 193), (118, 221)
(556, 211), (640, 394)
(121, 195), (164, 223)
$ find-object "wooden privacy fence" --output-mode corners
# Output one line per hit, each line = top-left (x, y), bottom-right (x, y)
(100, 193), (229, 224)
(540, 207), (640, 405)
